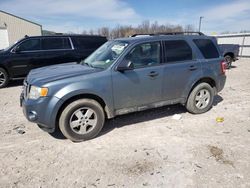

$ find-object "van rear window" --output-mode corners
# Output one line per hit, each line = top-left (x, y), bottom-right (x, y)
(193, 39), (219, 59)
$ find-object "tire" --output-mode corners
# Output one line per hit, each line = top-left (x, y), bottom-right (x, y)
(224, 55), (233, 69)
(59, 99), (105, 142)
(0, 68), (9, 88)
(186, 83), (214, 114)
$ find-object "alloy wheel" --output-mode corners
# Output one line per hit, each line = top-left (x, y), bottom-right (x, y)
(69, 107), (98, 135)
(195, 89), (211, 109)
(0, 71), (6, 87)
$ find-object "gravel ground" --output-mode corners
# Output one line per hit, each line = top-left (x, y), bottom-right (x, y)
(0, 59), (250, 188)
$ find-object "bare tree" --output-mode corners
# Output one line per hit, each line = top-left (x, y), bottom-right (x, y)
(80, 20), (189, 39)
(89, 29), (94, 35)
(98, 27), (110, 38)
(184, 24), (195, 32)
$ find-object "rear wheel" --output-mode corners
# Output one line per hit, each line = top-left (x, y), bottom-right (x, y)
(224, 55), (233, 69)
(0, 68), (9, 88)
(59, 99), (105, 142)
(186, 83), (214, 114)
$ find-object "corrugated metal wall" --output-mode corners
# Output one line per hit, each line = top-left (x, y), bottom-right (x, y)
(0, 11), (42, 46)
(215, 33), (250, 58)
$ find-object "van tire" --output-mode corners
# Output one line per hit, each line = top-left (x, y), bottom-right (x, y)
(0, 68), (9, 88)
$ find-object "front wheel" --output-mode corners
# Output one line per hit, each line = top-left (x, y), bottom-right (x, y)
(186, 83), (214, 114)
(59, 99), (105, 142)
(0, 68), (9, 88)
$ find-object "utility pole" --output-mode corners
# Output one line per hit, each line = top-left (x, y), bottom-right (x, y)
(199, 16), (204, 32)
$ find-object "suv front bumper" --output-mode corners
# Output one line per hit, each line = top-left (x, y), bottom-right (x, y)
(20, 93), (62, 133)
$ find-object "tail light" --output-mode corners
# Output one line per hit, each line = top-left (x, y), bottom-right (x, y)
(220, 61), (227, 74)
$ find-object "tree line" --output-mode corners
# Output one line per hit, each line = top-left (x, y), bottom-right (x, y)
(43, 20), (196, 39)
(82, 20), (195, 39)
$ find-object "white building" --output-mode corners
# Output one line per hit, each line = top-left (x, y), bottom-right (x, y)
(0, 10), (42, 49)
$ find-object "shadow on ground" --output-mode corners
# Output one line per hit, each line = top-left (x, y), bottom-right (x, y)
(228, 65), (237, 69)
(49, 95), (224, 140)
(6, 80), (24, 88)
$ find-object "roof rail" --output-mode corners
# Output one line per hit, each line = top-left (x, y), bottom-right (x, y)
(131, 32), (204, 37)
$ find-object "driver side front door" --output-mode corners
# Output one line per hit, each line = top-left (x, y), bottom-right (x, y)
(112, 41), (163, 115)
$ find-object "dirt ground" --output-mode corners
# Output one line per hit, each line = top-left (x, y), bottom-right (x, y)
(0, 59), (250, 188)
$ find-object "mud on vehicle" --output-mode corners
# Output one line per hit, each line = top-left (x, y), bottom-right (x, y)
(21, 32), (227, 141)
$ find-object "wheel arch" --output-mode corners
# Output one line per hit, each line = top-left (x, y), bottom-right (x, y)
(0, 65), (10, 77)
(224, 52), (234, 59)
(55, 93), (113, 130)
(186, 77), (217, 103)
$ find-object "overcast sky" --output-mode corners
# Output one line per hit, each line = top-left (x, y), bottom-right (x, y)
(1, 0), (250, 34)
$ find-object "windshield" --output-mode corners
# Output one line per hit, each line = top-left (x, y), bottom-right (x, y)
(81, 41), (129, 69)
(2, 40), (19, 51)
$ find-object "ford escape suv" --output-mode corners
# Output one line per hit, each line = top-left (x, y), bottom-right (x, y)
(20, 32), (227, 142)
(0, 35), (107, 88)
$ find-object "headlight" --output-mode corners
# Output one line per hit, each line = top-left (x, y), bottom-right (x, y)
(28, 86), (48, 100)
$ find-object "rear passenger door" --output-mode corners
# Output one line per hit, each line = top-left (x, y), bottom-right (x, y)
(162, 39), (202, 101)
(32, 37), (73, 69)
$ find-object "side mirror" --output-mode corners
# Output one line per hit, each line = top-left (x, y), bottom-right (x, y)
(117, 60), (134, 72)
(12, 46), (21, 53)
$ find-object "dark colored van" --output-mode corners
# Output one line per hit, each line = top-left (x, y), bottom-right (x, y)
(0, 35), (107, 88)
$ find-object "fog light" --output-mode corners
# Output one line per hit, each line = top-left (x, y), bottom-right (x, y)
(28, 111), (37, 121)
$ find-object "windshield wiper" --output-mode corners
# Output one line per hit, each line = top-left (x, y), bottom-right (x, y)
(84, 62), (93, 68)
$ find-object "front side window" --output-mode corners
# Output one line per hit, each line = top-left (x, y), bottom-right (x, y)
(82, 41), (128, 69)
(17, 39), (41, 51)
(164, 40), (192, 63)
(125, 42), (160, 68)
(41, 38), (71, 50)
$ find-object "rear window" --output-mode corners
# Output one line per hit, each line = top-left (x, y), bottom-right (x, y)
(193, 39), (219, 59)
(164, 40), (192, 63)
(72, 37), (106, 49)
(41, 38), (71, 50)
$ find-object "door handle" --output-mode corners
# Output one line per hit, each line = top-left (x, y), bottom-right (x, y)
(148, 71), (159, 77)
(189, 65), (198, 71)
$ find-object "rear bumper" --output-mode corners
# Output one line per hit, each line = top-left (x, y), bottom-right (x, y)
(216, 74), (226, 93)
(20, 94), (63, 133)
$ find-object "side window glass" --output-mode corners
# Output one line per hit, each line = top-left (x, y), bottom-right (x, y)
(193, 39), (219, 59)
(63, 38), (72, 49)
(72, 38), (104, 49)
(164, 40), (192, 63)
(17, 39), (41, 51)
(41, 38), (71, 50)
(126, 42), (160, 68)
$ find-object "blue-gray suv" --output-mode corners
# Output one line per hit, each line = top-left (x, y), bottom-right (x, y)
(20, 32), (227, 141)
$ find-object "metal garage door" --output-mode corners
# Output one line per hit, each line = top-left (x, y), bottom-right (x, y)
(0, 28), (9, 50)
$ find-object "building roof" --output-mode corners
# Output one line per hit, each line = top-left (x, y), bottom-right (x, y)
(0, 10), (42, 28)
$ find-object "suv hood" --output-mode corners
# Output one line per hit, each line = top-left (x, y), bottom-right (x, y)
(27, 62), (101, 85)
